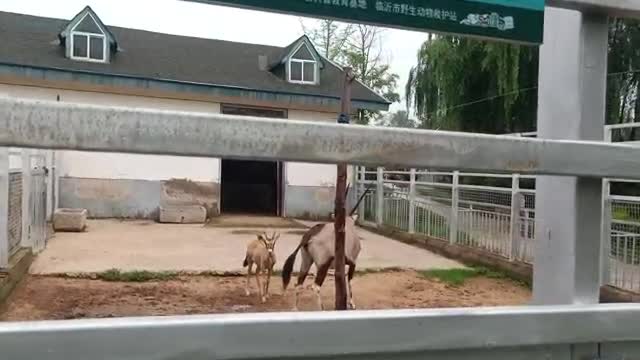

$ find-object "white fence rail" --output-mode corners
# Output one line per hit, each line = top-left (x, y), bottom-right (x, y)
(355, 166), (640, 293)
(4, 99), (640, 359)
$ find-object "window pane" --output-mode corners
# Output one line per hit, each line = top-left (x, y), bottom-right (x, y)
(293, 45), (314, 60)
(90, 36), (104, 60)
(73, 34), (87, 58)
(290, 61), (303, 82)
(303, 63), (315, 83)
(75, 15), (102, 34)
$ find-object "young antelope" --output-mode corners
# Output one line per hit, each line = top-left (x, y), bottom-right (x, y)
(243, 231), (279, 303)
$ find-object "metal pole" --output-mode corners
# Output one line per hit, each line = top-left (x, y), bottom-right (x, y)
(0, 147), (8, 270)
(334, 68), (354, 311)
(20, 149), (32, 249)
(509, 174), (521, 261)
(532, 8), (608, 306)
(449, 171), (460, 245)
(408, 169), (416, 234)
(376, 167), (384, 226)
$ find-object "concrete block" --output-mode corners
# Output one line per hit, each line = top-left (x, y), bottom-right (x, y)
(159, 205), (207, 224)
(53, 208), (88, 232)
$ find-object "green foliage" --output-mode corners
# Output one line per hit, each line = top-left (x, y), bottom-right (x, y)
(420, 267), (506, 286)
(302, 21), (399, 125)
(406, 36), (538, 134)
(377, 110), (416, 128)
(301, 19), (353, 63)
(407, 17), (640, 135)
(97, 269), (179, 282)
(607, 18), (640, 128)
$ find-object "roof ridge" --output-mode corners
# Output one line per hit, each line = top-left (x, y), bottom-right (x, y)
(0, 10), (286, 51)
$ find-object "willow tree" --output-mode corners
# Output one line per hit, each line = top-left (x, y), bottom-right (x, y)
(405, 36), (539, 134)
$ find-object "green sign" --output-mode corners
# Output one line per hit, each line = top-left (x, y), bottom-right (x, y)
(200, 0), (544, 44)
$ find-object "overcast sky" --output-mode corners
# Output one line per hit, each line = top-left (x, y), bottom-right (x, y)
(1, 0), (430, 114)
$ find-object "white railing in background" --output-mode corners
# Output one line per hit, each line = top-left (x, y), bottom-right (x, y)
(355, 166), (640, 293)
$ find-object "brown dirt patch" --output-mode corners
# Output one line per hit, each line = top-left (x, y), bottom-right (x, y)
(0, 271), (530, 321)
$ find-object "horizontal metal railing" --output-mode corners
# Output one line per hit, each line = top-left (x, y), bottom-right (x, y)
(2, 304), (640, 359)
(2, 97), (640, 179)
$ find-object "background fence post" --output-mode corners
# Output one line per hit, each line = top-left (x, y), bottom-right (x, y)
(357, 166), (365, 221)
(408, 168), (416, 234)
(0, 147), (9, 270)
(21, 149), (32, 249)
(376, 167), (384, 227)
(509, 174), (522, 261)
(449, 171), (459, 245)
(601, 179), (612, 286)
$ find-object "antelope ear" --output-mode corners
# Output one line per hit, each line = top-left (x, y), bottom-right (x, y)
(257, 234), (265, 241)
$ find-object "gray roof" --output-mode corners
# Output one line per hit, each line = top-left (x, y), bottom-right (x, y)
(0, 10), (390, 107)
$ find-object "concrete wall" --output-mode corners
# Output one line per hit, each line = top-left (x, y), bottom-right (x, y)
(59, 177), (162, 219)
(285, 185), (357, 220)
(59, 177), (220, 220)
(8, 172), (22, 254)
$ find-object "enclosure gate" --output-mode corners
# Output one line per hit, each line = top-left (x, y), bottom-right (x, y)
(28, 167), (47, 252)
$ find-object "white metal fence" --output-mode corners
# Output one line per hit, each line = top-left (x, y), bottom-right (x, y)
(602, 123), (640, 291)
(3, 93), (640, 358)
(356, 168), (536, 262)
(0, 148), (50, 268)
(355, 165), (640, 293)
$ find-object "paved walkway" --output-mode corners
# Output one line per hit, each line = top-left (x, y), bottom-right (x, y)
(30, 219), (464, 274)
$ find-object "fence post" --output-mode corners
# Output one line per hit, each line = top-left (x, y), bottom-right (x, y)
(509, 174), (521, 261)
(601, 179), (612, 286)
(357, 166), (365, 221)
(21, 149), (32, 249)
(408, 168), (416, 234)
(0, 148), (9, 270)
(449, 171), (459, 245)
(376, 167), (384, 227)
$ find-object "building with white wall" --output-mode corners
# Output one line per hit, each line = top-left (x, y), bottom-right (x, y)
(0, 6), (390, 220)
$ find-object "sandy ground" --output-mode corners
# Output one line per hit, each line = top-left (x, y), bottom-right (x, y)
(0, 271), (531, 321)
(30, 219), (464, 274)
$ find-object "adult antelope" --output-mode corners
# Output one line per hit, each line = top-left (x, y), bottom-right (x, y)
(281, 216), (361, 311)
(243, 231), (279, 303)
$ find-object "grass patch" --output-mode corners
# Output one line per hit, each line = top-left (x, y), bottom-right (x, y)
(96, 269), (179, 282)
(355, 266), (405, 275)
(420, 267), (507, 286)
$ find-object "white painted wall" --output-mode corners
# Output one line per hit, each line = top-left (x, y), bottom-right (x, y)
(286, 110), (353, 187)
(0, 83), (350, 186)
(0, 84), (221, 182)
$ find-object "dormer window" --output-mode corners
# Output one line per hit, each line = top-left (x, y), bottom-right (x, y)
(288, 43), (317, 85)
(69, 12), (107, 63)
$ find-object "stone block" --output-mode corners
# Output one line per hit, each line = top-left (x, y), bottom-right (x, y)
(53, 208), (88, 232)
(159, 205), (207, 224)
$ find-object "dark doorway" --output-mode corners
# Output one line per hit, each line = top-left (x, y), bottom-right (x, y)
(220, 104), (287, 216)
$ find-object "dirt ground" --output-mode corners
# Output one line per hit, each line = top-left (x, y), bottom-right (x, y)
(0, 271), (531, 321)
(30, 219), (464, 274)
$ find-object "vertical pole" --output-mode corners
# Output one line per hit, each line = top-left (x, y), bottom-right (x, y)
(509, 174), (521, 261)
(376, 167), (384, 227)
(601, 180), (612, 286)
(357, 166), (365, 221)
(45, 150), (54, 221)
(408, 169), (416, 234)
(0, 148), (9, 270)
(533, 8), (608, 305)
(449, 171), (459, 245)
(21, 149), (32, 248)
(334, 68), (354, 311)
(601, 127), (612, 287)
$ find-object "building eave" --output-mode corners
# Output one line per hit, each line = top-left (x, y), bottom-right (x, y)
(0, 63), (391, 112)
